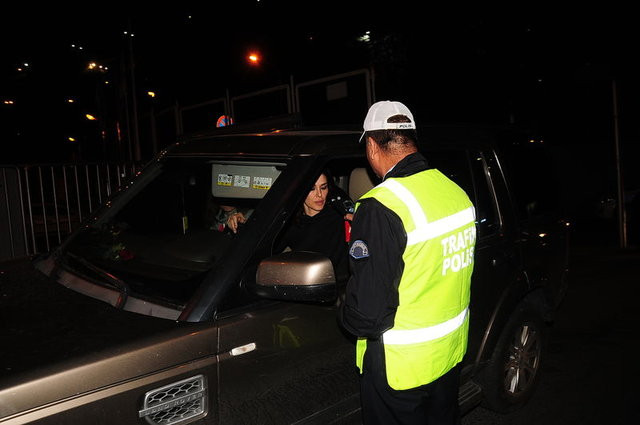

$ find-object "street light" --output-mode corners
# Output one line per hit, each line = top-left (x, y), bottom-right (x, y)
(247, 51), (261, 66)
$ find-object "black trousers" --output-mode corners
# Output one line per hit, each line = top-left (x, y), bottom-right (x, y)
(360, 340), (461, 425)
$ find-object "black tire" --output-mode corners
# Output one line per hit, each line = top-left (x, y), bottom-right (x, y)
(479, 300), (547, 412)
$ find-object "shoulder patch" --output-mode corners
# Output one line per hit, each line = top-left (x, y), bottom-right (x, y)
(349, 239), (370, 259)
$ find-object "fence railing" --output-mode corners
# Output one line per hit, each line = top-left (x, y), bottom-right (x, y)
(1, 162), (141, 261)
(175, 68), (375, 139)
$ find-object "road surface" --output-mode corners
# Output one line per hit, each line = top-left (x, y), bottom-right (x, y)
(463, 240), (640, 424)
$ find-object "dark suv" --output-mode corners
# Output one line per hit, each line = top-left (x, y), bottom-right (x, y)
(0, 125), (569, 424)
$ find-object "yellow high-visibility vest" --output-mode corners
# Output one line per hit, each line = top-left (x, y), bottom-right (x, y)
(355, 168), (476, 390)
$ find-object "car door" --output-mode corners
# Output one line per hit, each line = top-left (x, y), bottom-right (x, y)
(215, 299), (359, 424)
(463, 149), (520, 364)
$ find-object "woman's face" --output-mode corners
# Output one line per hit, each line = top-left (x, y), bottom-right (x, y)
(303, 174), (329, 217)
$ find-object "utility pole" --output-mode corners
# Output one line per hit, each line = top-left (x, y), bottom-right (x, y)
(612, 79), (627, 248)
(126, 18), (141, 162)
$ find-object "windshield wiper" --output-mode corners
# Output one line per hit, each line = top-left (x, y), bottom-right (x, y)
(62, 252), (131, 309)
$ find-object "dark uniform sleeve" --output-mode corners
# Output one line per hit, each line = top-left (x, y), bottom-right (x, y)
(339, 198), (406, 339)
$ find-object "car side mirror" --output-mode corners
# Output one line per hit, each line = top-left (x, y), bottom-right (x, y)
(254, 251), (337, 302)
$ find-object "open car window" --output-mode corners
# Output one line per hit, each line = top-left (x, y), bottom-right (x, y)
(62, 158), (283, 307)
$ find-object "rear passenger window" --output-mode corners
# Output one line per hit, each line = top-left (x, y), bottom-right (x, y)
(469, 152), (500, 237)
(426, 149), (499, 239)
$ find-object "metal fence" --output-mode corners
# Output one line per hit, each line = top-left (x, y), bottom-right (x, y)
(175, 68), (375, 140)
(1, 162), (140, 261)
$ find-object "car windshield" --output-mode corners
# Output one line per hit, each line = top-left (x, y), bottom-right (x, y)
(61, 157), (282, 306)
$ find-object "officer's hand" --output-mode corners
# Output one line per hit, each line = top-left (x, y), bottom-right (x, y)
(344, 213), (354, 222)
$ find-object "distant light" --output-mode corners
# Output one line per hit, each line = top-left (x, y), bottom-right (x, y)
(538, 233), (547, 238)
(3, 100), (15, 105)
(67, 98), (75, 103)
(247, 52), (260, 65)
(147, 91), (156, 98)
(88, 62), (97, 70)
(357, 31), (371, 43)
(86, 114), (97, 121)
(68, 137), (76, 142)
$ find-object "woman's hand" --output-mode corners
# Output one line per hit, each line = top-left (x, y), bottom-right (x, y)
(227, 212), (246, 233)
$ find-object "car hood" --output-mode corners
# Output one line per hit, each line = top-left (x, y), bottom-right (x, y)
(0, 257), (216, 418)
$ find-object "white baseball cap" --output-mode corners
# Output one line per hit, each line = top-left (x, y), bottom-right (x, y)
(360, 100), (416, 142)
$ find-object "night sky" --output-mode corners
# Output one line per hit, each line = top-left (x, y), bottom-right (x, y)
(1, 2), (639, 196)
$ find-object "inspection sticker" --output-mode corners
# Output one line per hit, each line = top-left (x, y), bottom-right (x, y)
(234, 175), (250, 188)
(217, 173), (233, 186)
(252, 176), (272, 190)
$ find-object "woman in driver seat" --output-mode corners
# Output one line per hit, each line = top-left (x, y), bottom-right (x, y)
(277, 171), (350, 281)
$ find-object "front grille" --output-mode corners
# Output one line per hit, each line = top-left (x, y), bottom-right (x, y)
(139, 375), (207, 425)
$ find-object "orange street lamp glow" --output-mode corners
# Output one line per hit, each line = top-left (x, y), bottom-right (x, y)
(247, 52), (260, 65)
(86, 114), (97, 121)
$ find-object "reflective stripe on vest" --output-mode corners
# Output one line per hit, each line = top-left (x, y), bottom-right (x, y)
(377, 179), (476, 246)
(383, 306), (469, 345)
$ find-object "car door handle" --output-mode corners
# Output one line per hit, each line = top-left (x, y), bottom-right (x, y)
(230, 342), (256, 357)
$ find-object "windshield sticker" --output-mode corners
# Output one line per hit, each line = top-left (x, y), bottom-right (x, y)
(252, 176), (272, 190)
(234, 175), (251, 188)
(217, 173), (233, 186)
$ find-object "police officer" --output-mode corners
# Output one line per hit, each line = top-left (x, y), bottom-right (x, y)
(340, 101), (476, 425)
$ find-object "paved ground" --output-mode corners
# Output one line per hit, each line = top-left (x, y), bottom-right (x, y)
(463, 234), (640, 424)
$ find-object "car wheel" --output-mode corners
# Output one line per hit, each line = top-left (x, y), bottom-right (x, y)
(479, 300), (547, 412)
